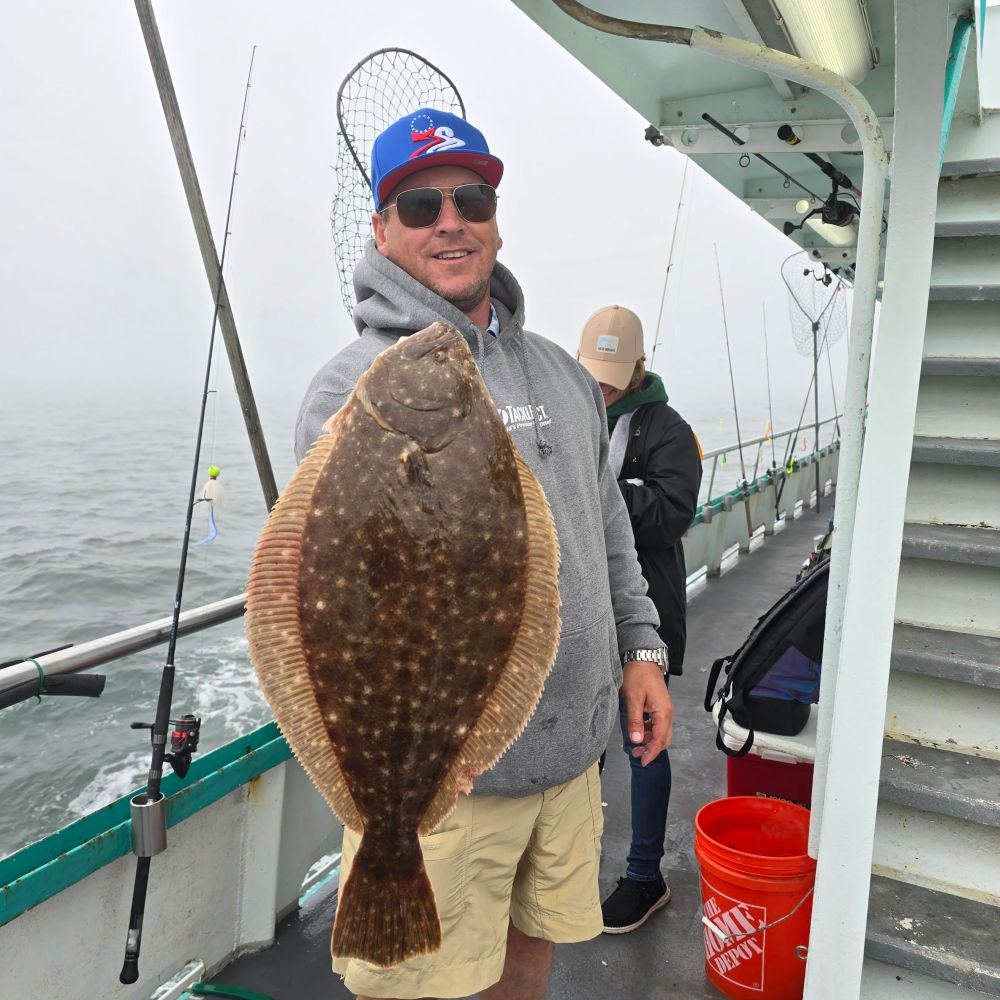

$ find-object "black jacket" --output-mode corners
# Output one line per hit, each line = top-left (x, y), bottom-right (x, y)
(617, 402), (702, 674)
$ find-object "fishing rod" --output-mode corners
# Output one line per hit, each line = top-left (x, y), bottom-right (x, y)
(776, 124), (862, 198)
(713, 244), (754, 538)
(649, 157), (690, 369)
(119, 47), (257, 987)
(761, 302), (780, 522)
(700, 113), (823, 202)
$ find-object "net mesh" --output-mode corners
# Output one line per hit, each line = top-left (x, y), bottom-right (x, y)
(331, 48), (465, 317)
(780, 252), (849, 357)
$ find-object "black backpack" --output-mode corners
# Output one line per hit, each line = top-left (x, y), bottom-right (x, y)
(704, 558), (828, 757)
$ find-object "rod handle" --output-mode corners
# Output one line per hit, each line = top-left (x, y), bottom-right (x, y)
(120, 954), (140, 985)
(119, 854), (151, 984)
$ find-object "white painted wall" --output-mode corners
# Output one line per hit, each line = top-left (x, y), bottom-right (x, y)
(984, 6), (1000, 109)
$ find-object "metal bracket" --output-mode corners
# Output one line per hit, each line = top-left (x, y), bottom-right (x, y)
(801, 245), (859, 266)
(661, 119), (894, 155)
(130, 792), (167, 858)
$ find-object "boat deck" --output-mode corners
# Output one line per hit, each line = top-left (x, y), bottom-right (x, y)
(208, 501), (831, 1000)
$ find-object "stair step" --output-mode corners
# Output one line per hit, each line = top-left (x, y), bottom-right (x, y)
(929, 237), (1000, 301)
(885, 670), (1000, 759)
(915, 374), (1000, 440)
(923, 300), (1000, 359)
(866, 876), (1000, 995)
(863, 958), (992, 999)
(902, 523), (1000, 567)
(880, 738), (1000, 827)
(896, 559), (1000, 646)
(892, 624), (1000, 689)
(940, 157), (1000, 180)
(911, 437), (1000, 467)
(921, 357), (1000, 377)
(905, 461), (1000, 530)
(935, 173), (1000, 237)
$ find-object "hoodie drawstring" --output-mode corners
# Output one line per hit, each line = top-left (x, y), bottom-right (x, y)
(515, 332), (552, 457)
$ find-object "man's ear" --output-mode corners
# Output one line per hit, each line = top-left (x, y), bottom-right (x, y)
(372, 211), (388, 254)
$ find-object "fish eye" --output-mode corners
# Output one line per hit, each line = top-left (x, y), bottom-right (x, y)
(433, 349), (448, 364)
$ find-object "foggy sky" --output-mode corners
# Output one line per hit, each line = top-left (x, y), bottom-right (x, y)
(1, 0), (851, 438)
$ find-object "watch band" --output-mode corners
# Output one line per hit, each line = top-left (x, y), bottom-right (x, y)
(622, 647), (669, 674)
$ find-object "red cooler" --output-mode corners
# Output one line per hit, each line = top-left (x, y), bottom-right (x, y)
(726, 753), (813, 809)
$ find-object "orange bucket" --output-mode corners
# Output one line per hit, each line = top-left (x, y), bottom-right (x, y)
(694, 797), (816, 1000)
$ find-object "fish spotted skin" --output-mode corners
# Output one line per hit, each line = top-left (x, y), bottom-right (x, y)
(245, 321), (560, 967)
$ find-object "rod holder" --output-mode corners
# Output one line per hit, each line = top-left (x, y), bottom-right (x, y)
(130, 792), (167, 857)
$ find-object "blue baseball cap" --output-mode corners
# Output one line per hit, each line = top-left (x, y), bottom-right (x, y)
(370, 108), (504, 210)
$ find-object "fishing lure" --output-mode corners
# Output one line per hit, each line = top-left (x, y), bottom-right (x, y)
(195, 466), (224, 545)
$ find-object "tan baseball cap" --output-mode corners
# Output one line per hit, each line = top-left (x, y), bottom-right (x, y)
(577, 306), (644, 390)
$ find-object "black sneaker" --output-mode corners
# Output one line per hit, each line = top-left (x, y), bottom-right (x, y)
(601, 875), (671, 934)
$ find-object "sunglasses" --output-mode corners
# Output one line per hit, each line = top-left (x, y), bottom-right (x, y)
(381, 184), (498, 229)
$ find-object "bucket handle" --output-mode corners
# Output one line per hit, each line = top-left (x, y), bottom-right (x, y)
(701, 886), (814, 946)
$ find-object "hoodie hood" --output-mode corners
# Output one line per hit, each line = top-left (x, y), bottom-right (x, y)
(353, 240), (525, 355)
(606, 372), (669, 434)
(352, 240), (551, 455)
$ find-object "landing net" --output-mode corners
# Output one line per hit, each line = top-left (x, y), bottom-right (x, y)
(780, 252), (849, 356)
(332, 48), (465, 316)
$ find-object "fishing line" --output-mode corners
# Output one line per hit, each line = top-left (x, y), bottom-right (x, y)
(825, 337), (842, 439)
(713, 244), (754, 537)
(119, 45), (257, 986)
(650, 157), (690, 369)
(776, 319), (835, 510)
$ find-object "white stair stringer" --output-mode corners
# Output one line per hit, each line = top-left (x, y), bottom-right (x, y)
(865, 158), (1000, 994)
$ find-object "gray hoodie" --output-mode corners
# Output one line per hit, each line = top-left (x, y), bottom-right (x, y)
(295, 243), (662, 797)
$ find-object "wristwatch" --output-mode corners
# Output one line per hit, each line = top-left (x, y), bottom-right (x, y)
(622, 647), (669, 675)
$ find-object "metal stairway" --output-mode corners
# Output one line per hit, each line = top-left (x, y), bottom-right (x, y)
(862, 160), (1000, 996)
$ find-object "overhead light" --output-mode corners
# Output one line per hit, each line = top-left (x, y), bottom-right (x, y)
(805, 216), (857, 247)
(772, 0), (874, 85)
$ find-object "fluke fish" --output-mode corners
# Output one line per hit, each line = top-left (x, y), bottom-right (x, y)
(246, 321), (561, 967)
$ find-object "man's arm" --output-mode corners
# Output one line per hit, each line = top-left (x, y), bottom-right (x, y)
(620, 417), (703, 548)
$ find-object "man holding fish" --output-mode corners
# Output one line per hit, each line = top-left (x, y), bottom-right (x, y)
(292, 109), (672, 1000)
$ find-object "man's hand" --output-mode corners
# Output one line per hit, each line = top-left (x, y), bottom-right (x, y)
(621, 659), (674, 767)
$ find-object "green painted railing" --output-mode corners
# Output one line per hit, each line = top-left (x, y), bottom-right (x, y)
(941, 15), (976, 167)
(689, 441), (839, 529)
(0, 723), (291, 927)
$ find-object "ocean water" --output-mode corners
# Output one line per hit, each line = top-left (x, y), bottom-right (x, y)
(0, 380), (835, 859)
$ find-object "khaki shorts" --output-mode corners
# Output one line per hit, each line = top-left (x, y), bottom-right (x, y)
(332, 765), (604, 999)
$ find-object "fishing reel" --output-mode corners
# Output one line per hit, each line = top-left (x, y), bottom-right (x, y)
(130, 714), (202, 779)
(782, 181), (857, 238)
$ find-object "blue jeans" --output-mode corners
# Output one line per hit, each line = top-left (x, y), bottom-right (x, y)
(619, 676), (672, 882)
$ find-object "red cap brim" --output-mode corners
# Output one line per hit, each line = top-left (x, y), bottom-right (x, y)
(376, 154), (504, 207)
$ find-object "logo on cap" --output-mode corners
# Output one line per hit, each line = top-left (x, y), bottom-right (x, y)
(409, 113), (467, 160)
(595, 335), (620, 354)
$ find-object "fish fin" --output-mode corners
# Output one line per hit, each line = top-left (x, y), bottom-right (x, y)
(332, 829), (441, 967)
(418, 449), (561, 835)
(245, 412), (364, 834)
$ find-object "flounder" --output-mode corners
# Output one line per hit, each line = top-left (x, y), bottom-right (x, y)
(245, 322), (560, 967)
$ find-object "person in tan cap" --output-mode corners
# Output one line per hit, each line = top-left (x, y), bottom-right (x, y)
(577, 305), (703, 934)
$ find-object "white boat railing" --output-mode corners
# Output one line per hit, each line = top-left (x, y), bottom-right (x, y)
(0, 425), (840, 706)
(698, 414), (841, 507)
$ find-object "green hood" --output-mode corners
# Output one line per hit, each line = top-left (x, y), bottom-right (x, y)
(606, 372), (669, 434)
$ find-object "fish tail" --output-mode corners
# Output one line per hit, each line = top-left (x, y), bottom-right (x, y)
(331, 829), (441, 967)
